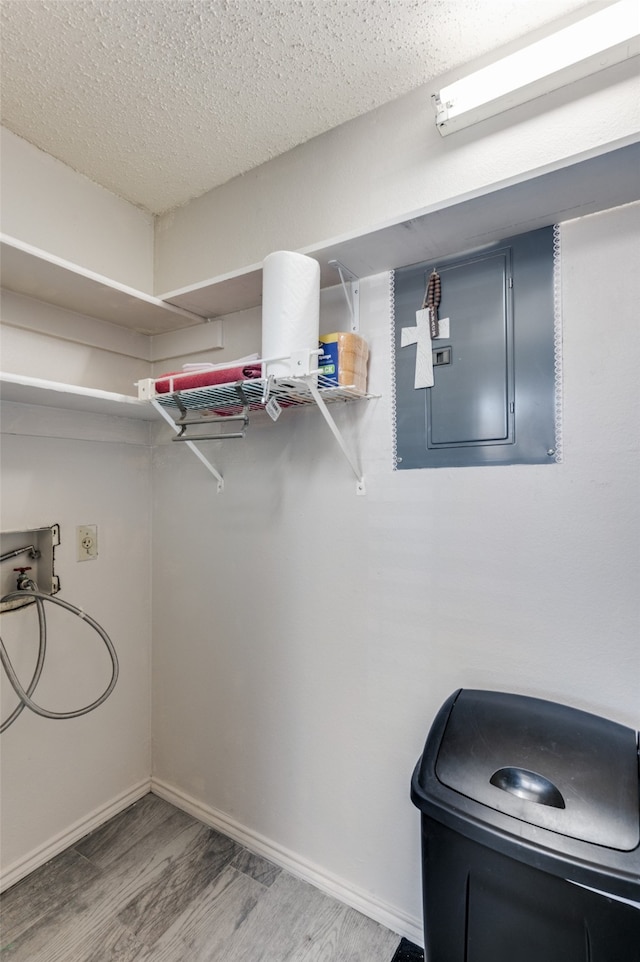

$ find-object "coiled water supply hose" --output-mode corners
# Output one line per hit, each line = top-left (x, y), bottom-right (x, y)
(0, 589), (118, 732)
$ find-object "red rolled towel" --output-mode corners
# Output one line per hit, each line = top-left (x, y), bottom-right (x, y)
(154, 364), (262, 394)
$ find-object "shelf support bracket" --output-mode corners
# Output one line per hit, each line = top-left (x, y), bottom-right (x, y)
(152, 400), (224, 492)
(329, 260), (360, 333)
(304, 378), (366, 495)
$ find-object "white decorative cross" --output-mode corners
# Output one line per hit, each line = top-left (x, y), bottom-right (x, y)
(401, 308), (434, 389)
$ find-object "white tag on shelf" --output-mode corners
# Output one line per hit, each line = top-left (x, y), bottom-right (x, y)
(265, 396), (282, 421)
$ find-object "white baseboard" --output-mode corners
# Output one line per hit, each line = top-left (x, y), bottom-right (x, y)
(0, 777), (151, 892)
(151, 776), (423, 947)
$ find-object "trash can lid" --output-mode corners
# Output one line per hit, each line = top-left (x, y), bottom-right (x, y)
(434, 690), (639, 851)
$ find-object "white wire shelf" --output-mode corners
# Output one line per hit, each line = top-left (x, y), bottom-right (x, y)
(140, 370), (374, 495)
(151, 373), (371, 416)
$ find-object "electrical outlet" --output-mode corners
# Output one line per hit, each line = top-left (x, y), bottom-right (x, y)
(77, 525), (98, 561)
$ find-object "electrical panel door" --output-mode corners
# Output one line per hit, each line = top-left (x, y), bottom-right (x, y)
(394, 227), (558, 469)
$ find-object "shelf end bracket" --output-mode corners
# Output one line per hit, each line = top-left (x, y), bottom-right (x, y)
(305, 378), (365, 495)
(328, 260), (360, 333)
(151, 399), (224, 492)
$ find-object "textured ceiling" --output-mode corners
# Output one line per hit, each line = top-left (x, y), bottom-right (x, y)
(1, 0), (596, 215)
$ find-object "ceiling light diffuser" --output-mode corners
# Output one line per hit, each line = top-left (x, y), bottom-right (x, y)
(433, 0), (640, 135)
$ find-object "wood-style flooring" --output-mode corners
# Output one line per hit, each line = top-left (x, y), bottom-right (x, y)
(0, 792), (404, 961)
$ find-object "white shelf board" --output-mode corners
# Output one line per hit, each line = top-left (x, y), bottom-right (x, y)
(0, 373), (157, 420)
(0, 234), (208, 334)
(2, 143), (638, 333)
(161, 141), (640, 318)
(161, 262), (263, 319)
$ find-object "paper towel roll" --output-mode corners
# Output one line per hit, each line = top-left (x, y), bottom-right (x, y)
(261, 251), (320, 377)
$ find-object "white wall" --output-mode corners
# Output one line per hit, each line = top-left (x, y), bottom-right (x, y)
(0, 403), (152, 885)
(1, 48), (638, 942)
(1, 128), (154, 292)
(150, 201), (640, 940)
(154, 59), (640, 293)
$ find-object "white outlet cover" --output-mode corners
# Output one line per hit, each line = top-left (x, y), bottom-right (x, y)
(77, 525), (98, 561)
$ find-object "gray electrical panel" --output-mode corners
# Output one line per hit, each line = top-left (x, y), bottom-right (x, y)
(394, 226), (558, 469)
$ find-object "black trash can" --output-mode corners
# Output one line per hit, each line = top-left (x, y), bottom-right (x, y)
(411, 689), (640, 962)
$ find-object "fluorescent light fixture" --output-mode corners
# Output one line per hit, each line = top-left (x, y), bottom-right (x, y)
(433, 0), (640, 135)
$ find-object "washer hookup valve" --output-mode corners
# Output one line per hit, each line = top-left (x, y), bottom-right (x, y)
(14, 567), (36, 590)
